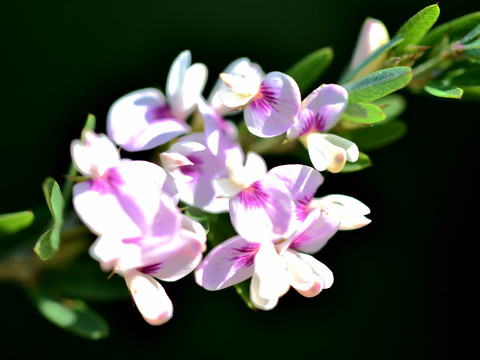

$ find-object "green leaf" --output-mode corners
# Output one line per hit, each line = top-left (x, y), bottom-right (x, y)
(84, 113), (96, 132)
(462, 41), (480, 63)
(341, 152), (372, 173)
(421, 12), (480, 46)
(343, 103), (386, 124)
(340, 35), (404, 84)
(459, 24), (480, 44)
(285, 47), (333, 94)
(446, 68), (480, 87)
(394, 4), (440, 55)
(341, 120), (408, 151)
(34, 177), (65, 260)
(0, 210), (34, 236)
(372, 94), (407, 121)
(344, 67), (412, 103)
(424, 82), (464, 99)
(33, 293), (109, 340)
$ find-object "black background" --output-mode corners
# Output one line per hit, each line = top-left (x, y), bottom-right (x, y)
(1, 1), (477, 359)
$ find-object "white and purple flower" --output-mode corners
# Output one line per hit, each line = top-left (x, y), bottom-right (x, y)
(287, 84), (359, 173)
(107, 50), (207, 152)
(216, 59), (301, 138)
(195, 164), (370, 310)
(70, 130), (207, 325)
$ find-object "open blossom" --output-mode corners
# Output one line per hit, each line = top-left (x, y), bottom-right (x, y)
(71, 130), (206, 325)
(107, 50), (207, 151)
(216, 58), (301, 138)
(195, 164), (370, 310)
(287, 84), (359, 173)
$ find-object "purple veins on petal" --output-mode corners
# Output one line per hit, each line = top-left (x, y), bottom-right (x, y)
(237, 181), (270, 209)
(139, 262), (163, 275)
(179, 154), (204, 177)
(145, 104), (176, 123)
(297, 111), (327, 136)
(229, 243), (259, 270)
(295, 195), (312, 222)
(88, 167), (125, 195)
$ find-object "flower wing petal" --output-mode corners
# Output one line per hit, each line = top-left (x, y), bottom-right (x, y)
(107, 88), (190, 152)
(244, 72), (300, 138)
(195, 236), (259, 290)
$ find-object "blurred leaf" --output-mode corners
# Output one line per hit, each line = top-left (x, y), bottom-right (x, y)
(34, 177), (65, 260)
(462, 41), (480, 63)
(459, 24), (480, 44)
(424, 82), (464, 99)
(340, 35), (404, 84)
(343, 103), (386, 124)
(0, 210), (34, 237)
(341, 152), (372, 173)
(444, 67), (480, 87)
(84, 113), (96, 132)
(40, 257), (130, 302)
(33, 293), (109, 340)
(285, 47), (333, 94)
(394, 4), (440, 55)
(344, 67), (412, 103)
(233, 280), (256, 311)
(184, 206), (210, 235)
(421, 12), (480, 46)
(341, 120), (407, 151)
(372, 94), (407, 121)
(462, 86), (480, 100)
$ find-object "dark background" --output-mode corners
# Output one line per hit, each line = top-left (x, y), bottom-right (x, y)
(1, 1), (477, 358)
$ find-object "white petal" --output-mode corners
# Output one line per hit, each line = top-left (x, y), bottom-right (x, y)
(70, 130), (120, 178)
(306, 133), (347, 173)
(322, 133), (359, 162)
(217, 89), (252, 108)
(313, 194), (371, 230)
(294, 251), (334, 289)
(250, 241), (290, 310)
(123, 270), (173, 326)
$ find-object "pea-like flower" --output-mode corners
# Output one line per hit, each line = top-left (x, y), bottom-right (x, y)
(107, 50), (207, 151)
(287, 84), (359, 173)
(71, 130), (207, 325)
(195, 164), (370, 310)
(216, 58), (301, 138)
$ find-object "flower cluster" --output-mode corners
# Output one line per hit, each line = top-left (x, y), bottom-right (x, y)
(70, 50), (371, 325)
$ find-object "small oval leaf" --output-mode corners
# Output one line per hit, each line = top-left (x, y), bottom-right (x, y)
(344, 67), (413, 103)
(0, 210), (35, 236)
(394, 4), (440, 54)
(343, 103), (386, 124)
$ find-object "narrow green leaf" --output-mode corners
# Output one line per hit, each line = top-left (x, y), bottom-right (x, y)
(394, 4), (440, 54)
(341, 152), (372, 173)
(446, 68), (480, 87)
(424, 82), (464, 99)
(285, 47), (333, 94)
(344, 67), (412, 103)
(421, 12), (480, 46)
(34, 177), (65, 260)
(33, 294), (109, 340)
(343, 103), (386, 124)
(462, 41), (480, 63)
(340, 35), (404, 84)
(341, 120), (408, 151)
(460, 24), (480, 44)
(0, 210), (34, 236)
(84, 113), (96, 132)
